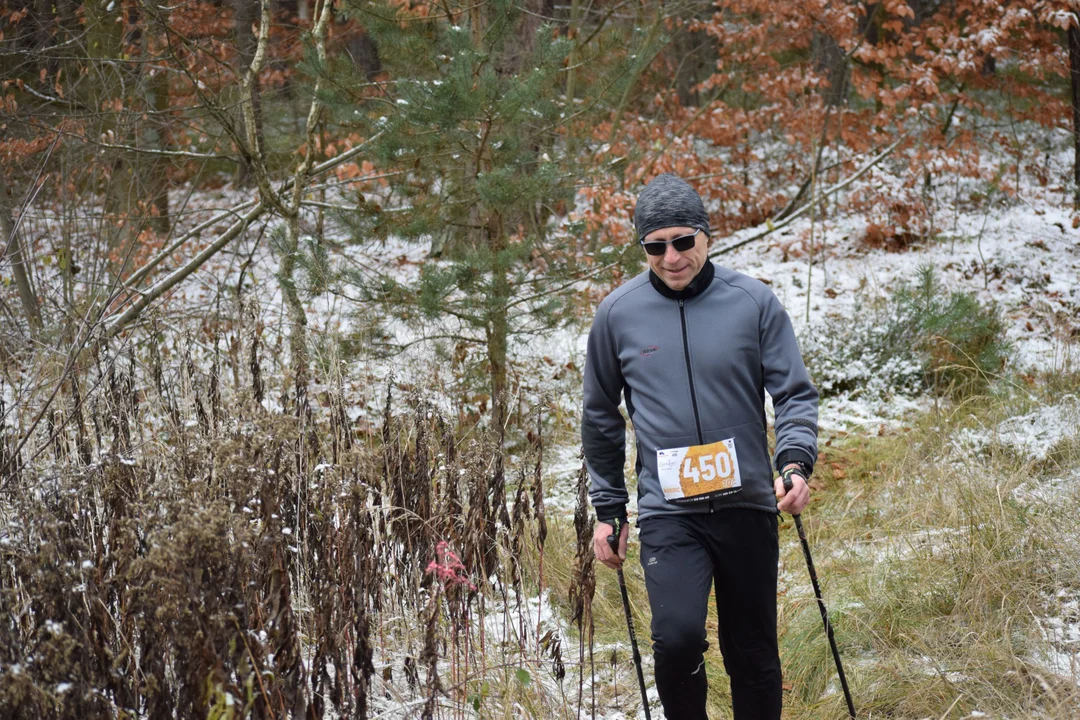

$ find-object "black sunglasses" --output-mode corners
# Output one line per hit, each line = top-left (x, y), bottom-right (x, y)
(640, 229), (700, 256)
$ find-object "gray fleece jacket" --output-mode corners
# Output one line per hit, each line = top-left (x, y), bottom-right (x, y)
(582, 261), (818, 522)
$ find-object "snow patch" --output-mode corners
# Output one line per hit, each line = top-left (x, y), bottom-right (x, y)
(995, 396), (1080, 461)
(956, 397), (1080, 463)
(1034, 589), (1080, 681)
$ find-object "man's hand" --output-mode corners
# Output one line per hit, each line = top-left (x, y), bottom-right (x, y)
(774, 466), (810, 515)
(593, 520), (629, 570)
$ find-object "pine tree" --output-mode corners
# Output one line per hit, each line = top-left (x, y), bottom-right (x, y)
(328, 0), (637, 431)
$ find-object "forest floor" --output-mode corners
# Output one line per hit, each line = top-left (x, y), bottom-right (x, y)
(536, 171), (1080, 719)
(5, 141), (1080, 719)
(172, 161), (1080, 718)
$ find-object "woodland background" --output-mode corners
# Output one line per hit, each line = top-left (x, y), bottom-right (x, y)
(1, 0), (1079, 718)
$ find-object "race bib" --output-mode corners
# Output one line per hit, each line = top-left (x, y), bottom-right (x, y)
(657, 438), (742, 503)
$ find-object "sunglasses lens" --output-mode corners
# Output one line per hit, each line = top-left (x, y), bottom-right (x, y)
(641, 231), (697, 256)
(672, 233), (696, 252)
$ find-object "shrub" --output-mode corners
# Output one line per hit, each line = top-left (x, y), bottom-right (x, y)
(0, 374), (571, 719)
(802, 265), (1009, 404)
(895, 265), (1009, 397)
(800, 305), (924, 403)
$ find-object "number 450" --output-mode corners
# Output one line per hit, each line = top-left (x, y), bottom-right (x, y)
(683, 452), (733, 483)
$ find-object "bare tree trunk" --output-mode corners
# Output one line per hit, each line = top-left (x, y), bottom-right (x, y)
(1069, 17), (1080, 207)
(673, 2), (715, 108)
(85, 0), (126, 235)
(485, 212), (509, 435)
(563, 0), (580, 121)
(347, 30), (382, 81)
(144, 27), (171, 234)
(673, 26), (703, 107)
(34, 0), (56, 58)
(278, 226), (309, 413)
(497, 0), (551, 74)
(0, 190), (43, 337)
(276, 0), (335, 419)
(812, 30), (848, 108)
(235, 0), (265, 187)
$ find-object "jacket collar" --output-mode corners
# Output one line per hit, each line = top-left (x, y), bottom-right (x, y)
(648, 260), (715, 300)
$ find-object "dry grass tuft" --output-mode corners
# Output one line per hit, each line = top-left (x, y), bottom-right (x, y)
(0, 329), (594, 719)
(775, 389), (1080, 719)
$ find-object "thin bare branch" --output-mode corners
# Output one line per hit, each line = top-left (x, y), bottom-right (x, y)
(123, 201), (260, 290)
(105, 203), (268, 339)
(76, 138), (228, 160)
(709, 134), (907, 257)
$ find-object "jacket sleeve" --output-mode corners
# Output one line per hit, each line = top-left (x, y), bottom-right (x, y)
(759, 290), (819, 473)
(582, 301), (629, 521)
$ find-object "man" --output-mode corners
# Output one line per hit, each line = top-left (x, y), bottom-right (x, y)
(582, 173), (818, 719)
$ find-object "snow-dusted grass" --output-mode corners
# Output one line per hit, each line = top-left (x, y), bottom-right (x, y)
(545, 388), (1080, 720)
(954, 395), (1080, 465)
(766, 389), (1080, 719)
(4, 120), (1080, 718)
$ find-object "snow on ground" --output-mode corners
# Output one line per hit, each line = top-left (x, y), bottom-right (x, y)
(1012, 468), (1080, 506)
(993, 396), (1080, 461)
(722, 196), (1079, 431)
(6, 135), (1080, 716)
(1036, 589), (1080, 680)
(954, 396), (1080, 464)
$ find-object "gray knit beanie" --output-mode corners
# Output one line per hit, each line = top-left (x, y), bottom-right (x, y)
(633, 173), (711, 242)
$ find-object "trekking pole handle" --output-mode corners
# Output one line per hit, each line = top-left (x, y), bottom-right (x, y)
(781, 468), (802, 517)
(606, 517), (623, 554)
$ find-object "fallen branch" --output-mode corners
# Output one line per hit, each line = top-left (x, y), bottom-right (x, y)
(709, 134), (907, 258)
(123, 200), (260, 290)
(104, 202), (267, 339)
(117, 129), (386, 304)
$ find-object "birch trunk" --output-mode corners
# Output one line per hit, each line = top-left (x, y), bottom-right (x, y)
(1069, 18), (1080, 207)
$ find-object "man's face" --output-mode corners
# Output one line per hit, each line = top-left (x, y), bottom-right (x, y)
(643, 226), (709, 291)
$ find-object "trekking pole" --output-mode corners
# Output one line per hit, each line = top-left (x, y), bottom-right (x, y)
(607, 517), (652, 720)
(782, 475), (856, 719)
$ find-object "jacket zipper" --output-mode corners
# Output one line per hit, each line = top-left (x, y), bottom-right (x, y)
(680, 299), (717, 513)
(678, 300), (704, 445)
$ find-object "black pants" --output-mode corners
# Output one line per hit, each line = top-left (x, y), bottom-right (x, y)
(638, 508), (781, 720)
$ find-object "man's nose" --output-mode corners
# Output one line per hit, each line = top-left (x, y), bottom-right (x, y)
(664, 243), (682, 262)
